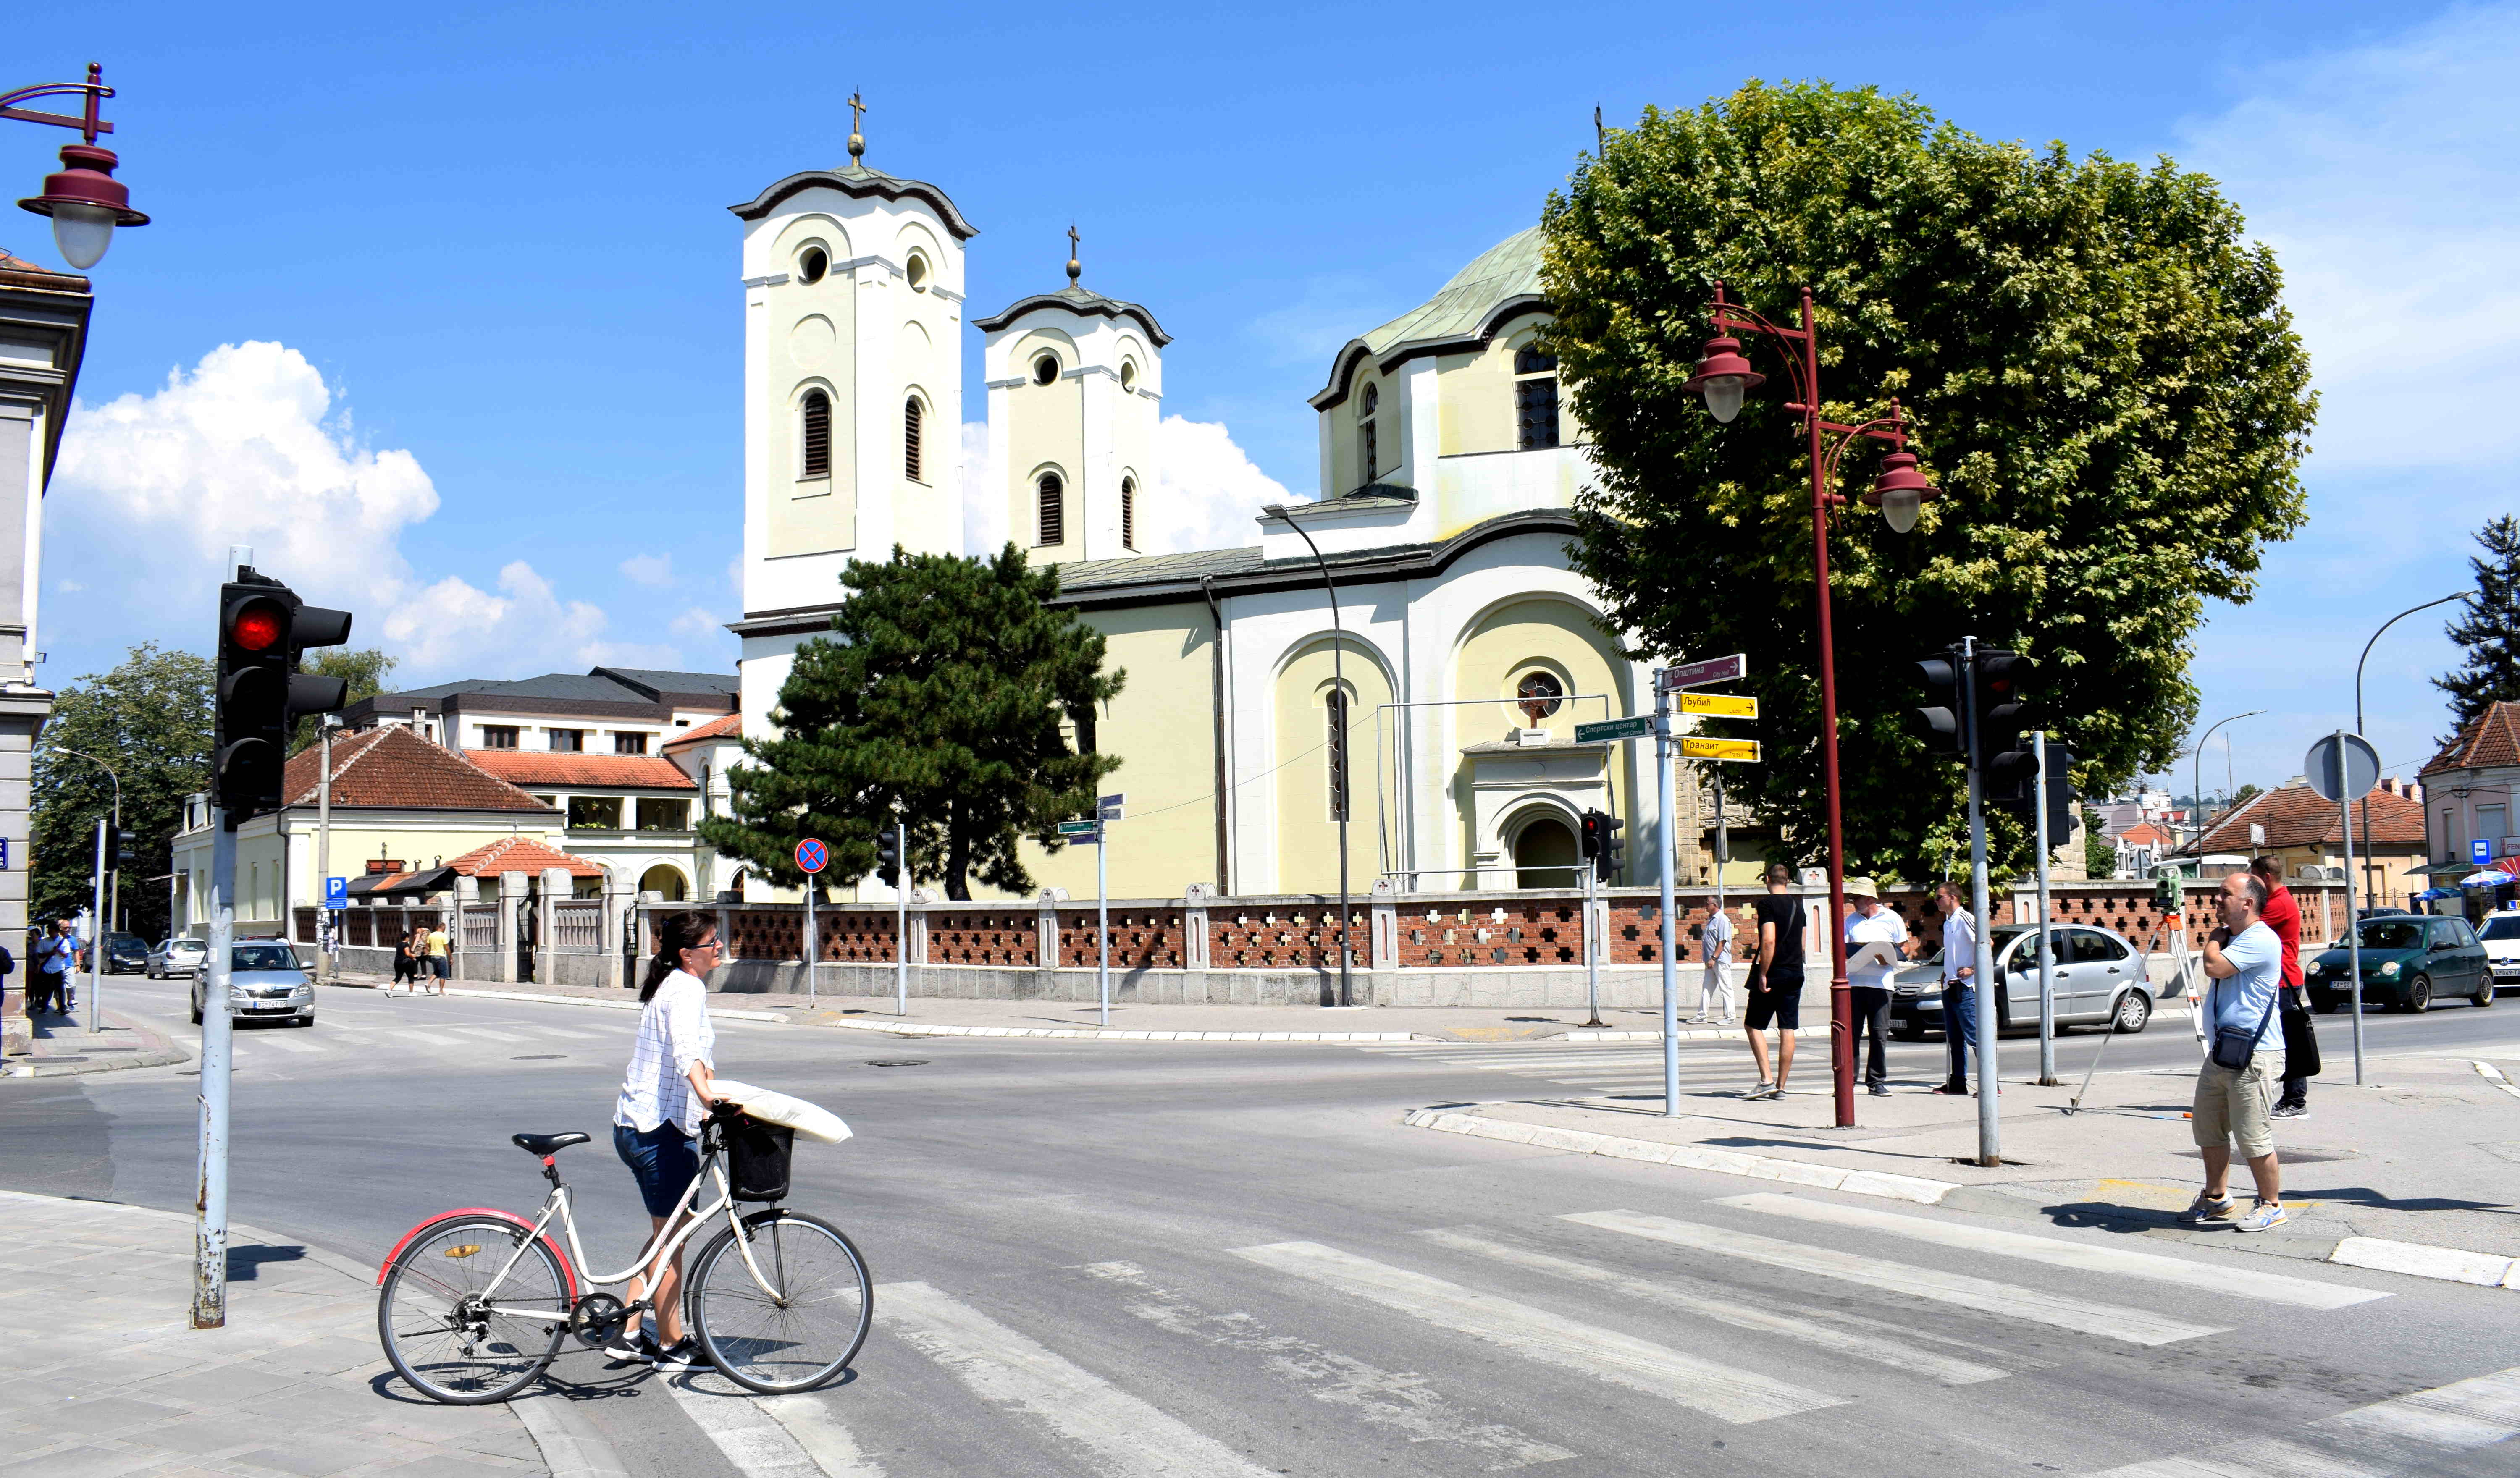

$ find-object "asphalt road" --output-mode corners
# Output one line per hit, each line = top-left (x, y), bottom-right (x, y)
(8, 974), (2520, 1478)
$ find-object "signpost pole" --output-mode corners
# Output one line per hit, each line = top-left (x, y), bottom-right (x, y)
(2338, 739), (2366, 1086)
(315, 717), (334, 983)
(895, 821), (908, 1018)
(87, 818), (106, 1033)
(1097, 820), (1110, 1028)
(1963, 638), (2002, 1166)
(2034, 730), (2058, 1086)
(1657, 681), (1680, 1116)
(804, 870), (817, 1002)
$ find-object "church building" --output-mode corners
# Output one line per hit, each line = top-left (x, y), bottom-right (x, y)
(726, 126), (1712, 903)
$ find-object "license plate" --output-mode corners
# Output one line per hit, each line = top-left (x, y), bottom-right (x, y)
(245, 1002), (294, 1012)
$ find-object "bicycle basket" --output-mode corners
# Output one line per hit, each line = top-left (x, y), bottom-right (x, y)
(724, 1114), (795, 1202)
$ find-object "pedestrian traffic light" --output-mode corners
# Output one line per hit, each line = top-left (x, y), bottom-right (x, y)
(1971, 650), (2035, 765)
(213, 569), (353, 819)
(1915, 650), (1966, 757)
(874, 827), (901, 888)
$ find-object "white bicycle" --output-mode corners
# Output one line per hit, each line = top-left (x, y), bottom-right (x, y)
(375, 1102), (871, 1403)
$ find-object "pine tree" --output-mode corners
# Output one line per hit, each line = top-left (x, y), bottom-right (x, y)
(700, 544), (1124, 901)
(2434, 515), (2520, 734)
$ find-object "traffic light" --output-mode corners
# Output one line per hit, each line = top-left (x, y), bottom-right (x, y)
(1579, 810), (1625, 882)
(1971, 650), (2035, 765)
(1915, 650), (1966, 756)
(1995, 743), (2079, 840)
(213, 569), (352, 818)
(874, 827), (902, 888)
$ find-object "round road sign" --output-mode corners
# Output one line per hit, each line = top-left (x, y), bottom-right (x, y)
(795, 838), (828, 874)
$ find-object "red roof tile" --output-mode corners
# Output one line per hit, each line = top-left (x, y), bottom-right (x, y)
(2118, 820), (2173, 846)
(2422, 700), (2520, 776)
(663, 712), (742, 752)
(286, 728), (556, 812)
(2190, 781), (2427, 853)
(462, 750), (696, 790)
(445, 836), (604, 878)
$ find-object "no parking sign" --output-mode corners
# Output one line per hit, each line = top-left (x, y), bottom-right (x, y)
(795, 838), (828, 874)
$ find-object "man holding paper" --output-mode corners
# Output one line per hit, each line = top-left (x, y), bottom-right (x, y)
(1843, 878), (1908, 1097)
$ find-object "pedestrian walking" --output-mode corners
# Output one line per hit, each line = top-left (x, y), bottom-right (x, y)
(1843, 878), (1907, 1097)
(607, 909), (732, 1372)
(2250, 855), (2317, 1119)
(2179, 871), (2288, 1232)
(1931, 881), (1984, 1095)
(1692, 902), (1736, 1025)
(424, 921), (450, 994)
(1740, 862), (1806, 1101)
(391, 930), (422, 996)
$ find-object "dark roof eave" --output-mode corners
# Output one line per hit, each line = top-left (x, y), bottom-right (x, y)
(973, 291), (1172, 346)
(1307, 294), (1552, 410)
(726, 168), (979, 240)
(1054, 511), (1580, 611)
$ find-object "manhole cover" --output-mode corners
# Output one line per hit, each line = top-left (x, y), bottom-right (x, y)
(866, 1059), (929, 1068)
(511, 1053), (567, 1061)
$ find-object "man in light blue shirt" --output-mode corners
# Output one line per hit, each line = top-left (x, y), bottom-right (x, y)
(2181, 872), (2287, 1233)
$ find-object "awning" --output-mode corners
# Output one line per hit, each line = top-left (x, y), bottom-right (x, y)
(346, 865), (457, 899)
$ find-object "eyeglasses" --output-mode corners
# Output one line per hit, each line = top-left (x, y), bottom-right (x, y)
(690, 939), (724, 954)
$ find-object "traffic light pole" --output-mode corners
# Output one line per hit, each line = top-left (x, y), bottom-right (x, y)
(1582, 853), (1602, 1029)
(894, 820), (908, 1017)
(1656, 684), (1681, 1116)
(1962, 638), (2002, 1165)
(192, 811), (236, 1327)
(1097, 820), (1110, 1029)
(87, 818), (107, 1033)
(2033, 730), (2058, 1086)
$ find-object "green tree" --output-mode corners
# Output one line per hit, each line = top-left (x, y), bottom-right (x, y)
(32, 643), (214, 941)
(700, 545), (1124, 900)
(2082, 804), (2116, 879)
(2434, 514), (2518, 735)
(1543, 82), (2315, 882)
(290, 647), (398, 754)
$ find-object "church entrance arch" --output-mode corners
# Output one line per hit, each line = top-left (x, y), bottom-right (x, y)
(1509, 810), (1581, 890)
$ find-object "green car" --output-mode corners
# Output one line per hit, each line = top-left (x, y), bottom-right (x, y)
(2305, 915), (2494, 1013)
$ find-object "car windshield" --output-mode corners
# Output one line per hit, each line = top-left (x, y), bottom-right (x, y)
(2356, 920), (2425, 951)
(2480, 916), (2520, 942)
(232, 945), (298, 971)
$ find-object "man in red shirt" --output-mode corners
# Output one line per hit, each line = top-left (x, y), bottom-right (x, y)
(2249, 855), (2316, 1117)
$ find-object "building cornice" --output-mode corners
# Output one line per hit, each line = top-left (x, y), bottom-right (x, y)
(974, 288), (1172, 346)
(1053, 510), (1581, 613)
(1308, 295), (1551, 411)
(727, 166), (980, 240)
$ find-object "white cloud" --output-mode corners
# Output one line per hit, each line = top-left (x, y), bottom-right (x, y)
(958, 413), (1290, 559)
(671, 606), (727, 640)
(620, 553), (674, 587)
(50, 341), (701, 680)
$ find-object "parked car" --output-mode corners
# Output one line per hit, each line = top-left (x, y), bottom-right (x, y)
(2305, 914), (2494, 1012)
(101, 932), (149, 974)
(147, 938), (208, 978)
(1890, 922), (2154, 1038)
(188, 941), (315, 1027)
(2482, 911), (2520, 994)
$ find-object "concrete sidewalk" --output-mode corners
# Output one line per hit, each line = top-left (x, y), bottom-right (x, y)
(1, 1008), (190, 1078)
(0, 1188), (548, 1477)
(1407, 1040), (2520, 1287)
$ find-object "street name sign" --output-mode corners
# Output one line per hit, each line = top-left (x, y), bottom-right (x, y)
(1678, 736), (1761, 763)
(1677, 692), (1758, 719)
(323, 876), (348, 910)
(1057, 820), (1102, 844)
(1574, 715), (1655, 744)
(1656, 653), (1748, 692)
(1097, 792), (1126, 820)
(795, 838), (828, 874)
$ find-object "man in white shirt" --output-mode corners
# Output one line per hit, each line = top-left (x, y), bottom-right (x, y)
(1932, 881), (1981, 1096)
(2181, 872), (2288, 1233)
(1843, 878), (1907, 1096)
(1693, 902), (1736, 1025)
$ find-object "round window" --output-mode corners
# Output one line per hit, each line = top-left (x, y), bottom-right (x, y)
(1516, 671), (1565, 725)
(797, 246), (828, 285)
(1032, 353), (1060, 386)
(1120, 359), (1138, 392)
(906, 252), (929, 292)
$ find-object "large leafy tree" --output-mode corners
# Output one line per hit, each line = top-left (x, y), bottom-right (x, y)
(701, 545), (1123, 900)
(32, 643), (214, 941)
(1544, 82), (2315, 881)
(2433, 515), (2518, 735)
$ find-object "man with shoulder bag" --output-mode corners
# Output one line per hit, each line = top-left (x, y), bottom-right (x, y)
(2179, 872), (2288, 1233)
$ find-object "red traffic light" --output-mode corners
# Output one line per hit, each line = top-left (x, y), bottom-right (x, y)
(231, 603), (284, 652)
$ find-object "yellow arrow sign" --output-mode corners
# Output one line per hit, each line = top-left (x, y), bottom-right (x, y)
(1678, 736), (1761, 763)
(1678, 692), (1758, 719)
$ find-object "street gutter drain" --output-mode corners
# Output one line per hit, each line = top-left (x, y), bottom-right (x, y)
(511, 1054), (567, 1061)
(866, 1060), (929, 1068)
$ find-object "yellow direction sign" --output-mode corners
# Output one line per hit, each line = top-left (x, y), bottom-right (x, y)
(1678, 692), (1758, 719)
(1678, 736), (1761, 763)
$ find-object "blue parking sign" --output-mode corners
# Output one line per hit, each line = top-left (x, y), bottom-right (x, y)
(323, 876), (349, 909)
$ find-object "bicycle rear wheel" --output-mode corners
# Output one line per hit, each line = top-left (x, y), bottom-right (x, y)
(378, 1215), (570, 1404)
(688, 1209), (872, 1394)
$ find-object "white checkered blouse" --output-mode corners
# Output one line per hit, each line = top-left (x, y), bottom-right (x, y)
(614, 970), (715, 1135)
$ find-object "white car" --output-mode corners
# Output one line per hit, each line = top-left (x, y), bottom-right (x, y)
(2481, 911), (2520, 992)
(146, 937), (207, 978)
(188, 941), (315, 1027)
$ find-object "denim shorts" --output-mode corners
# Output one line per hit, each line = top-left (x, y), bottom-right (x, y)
(614, 1122), (699, 1218)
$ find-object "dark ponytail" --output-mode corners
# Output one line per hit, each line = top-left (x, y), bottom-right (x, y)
(641, 909), (717, 1001)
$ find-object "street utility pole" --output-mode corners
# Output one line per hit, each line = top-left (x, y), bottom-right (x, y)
(316, 715), (335, 982)
(2033, 730), (2058, 1086)
(1656, 679), (1680, 1115)
(1963, 637), (2002, 1165)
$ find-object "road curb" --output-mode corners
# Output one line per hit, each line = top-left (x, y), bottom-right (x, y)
(1402, 1105), (2520, 1292)
(326, 979), (786, 1023)
(1, 1010), (192, 1078)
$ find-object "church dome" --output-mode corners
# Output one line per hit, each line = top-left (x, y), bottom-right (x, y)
(1310, 227), (1548, 408)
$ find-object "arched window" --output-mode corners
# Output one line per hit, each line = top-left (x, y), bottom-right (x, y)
(1120, 359), (1138, 393)
(1517, 670), (1565, 725)
(797, 246), (828, 285)
(1036, 472), (1065, 546)
(1032, 352), (1060, 386)
(799, 389), (832, 480)
(904, 396), (925, 483)
(905, 252), (930, 291)
(1358, 382), (1380, 484)
(1514, 344), (1559, 451)
(1121, 475), (1137, 551)
(1326, 687), (1351, 822)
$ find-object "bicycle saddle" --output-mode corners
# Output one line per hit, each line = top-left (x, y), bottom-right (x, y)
(512, 1132), (590, 1156)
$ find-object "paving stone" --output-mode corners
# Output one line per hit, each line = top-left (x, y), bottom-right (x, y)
(231, 1431), (420, 1478)
(370, 1455), (536, 1478)
(38, 1395), (189, 1435)
(0, 1442), (180, 1478)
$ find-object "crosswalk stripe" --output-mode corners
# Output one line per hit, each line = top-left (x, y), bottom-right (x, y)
(1080, 1260), (1576, 1470)
(454, 1027), (530, 1043)
(1565, 1211), (2226, 1347)
(397, 1030), (468, 1047)
(1230, 1240), (1844, 1424)
(253, 1035), (320, 1054)
(1720, 1192), (2387, 1311)
(759, 1395), (889, 1478)
(1415, 1226), (2009, 1386)
(878, 1280), (1280, 1478)
(2088, 1366), (2520, 1476)
(666, 1371), (872, 1477)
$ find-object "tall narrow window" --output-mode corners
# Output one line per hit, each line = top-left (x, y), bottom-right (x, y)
(1514, 346), (1560, 450)
(1326, 688), (1351, 822)
(1358, 382), (1380, 484)
(800, 389), (832, 479)
(1037, 472), (1065, 546)
(1121, 475), (1137, 551)
(904, 396), (924, 482)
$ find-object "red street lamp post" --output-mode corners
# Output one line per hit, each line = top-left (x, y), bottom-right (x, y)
(1680, 283), (1938, 1129)
(5, 63), (146, 269)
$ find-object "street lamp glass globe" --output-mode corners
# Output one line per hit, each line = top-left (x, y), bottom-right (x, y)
(1702, 375), (1747, 425)
(48, 202), (115, 270)
(1880, 485), (1921, 533)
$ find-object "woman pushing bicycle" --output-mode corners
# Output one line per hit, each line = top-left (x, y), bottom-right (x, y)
(605, 909), (729, 1371)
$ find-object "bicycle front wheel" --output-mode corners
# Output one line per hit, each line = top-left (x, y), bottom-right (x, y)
(377, 1214), (570, 1404)
(688, 1209), (872, 1394)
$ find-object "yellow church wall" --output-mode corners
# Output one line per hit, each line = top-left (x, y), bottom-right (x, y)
(1274, 635), (1393, 895)
(765, 214), (858, 558)
(1008, 328), (1085, 561)
(1452, 598), (1633, 868)
(1018, 600), (1219, 899)
(1327, 370), (1393, 497)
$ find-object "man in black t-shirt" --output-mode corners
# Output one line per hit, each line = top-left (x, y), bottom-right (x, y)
(1741, 861), (1806, 1101)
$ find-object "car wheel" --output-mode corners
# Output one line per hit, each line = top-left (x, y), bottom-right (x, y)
(2475, 976), (2496, 1008)
(2404, 975), (2432, 1013)
(2112, 990), (2152, 1034)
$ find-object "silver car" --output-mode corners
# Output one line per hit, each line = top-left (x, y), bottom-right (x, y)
(146, 937), (207, 979)
(189, 941), (315, 1027)
(1888, 921), (2154, 1038)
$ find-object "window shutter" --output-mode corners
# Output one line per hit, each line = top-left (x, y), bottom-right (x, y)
(1037, 474), (1064, 546)
(904, 397), (924, 482)
(801, 390), (831, 479)
(1121, 476), (1136, 551)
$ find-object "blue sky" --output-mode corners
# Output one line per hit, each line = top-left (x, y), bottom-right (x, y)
(11, 0), (2514, 799)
